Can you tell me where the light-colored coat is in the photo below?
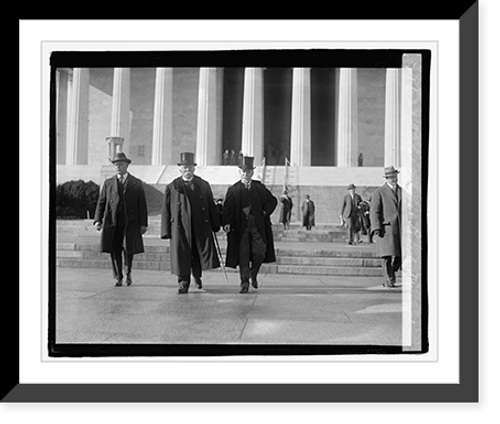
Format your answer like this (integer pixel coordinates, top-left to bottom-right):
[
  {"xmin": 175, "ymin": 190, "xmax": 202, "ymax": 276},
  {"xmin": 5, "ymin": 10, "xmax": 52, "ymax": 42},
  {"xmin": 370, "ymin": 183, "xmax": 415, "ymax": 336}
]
[{"xmin": 370, "ymin": 183, "xmax": 402, "ymax": 257}]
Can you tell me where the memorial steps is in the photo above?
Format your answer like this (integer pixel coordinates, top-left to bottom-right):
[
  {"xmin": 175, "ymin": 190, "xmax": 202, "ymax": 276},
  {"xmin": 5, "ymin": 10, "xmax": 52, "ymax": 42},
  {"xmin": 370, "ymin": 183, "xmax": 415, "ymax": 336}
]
[{"xmin": 55, "ymin": 219, "xmax": 382, "ymax": 277}]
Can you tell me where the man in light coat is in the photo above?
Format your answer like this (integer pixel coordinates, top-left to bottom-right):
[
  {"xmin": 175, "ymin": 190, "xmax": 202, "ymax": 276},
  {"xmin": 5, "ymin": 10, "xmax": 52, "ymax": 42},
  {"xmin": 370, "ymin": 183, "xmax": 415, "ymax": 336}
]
[
  {"xmin": 160, "ymin": 152, "xmax": 220, "ymax": 294},
  {"xmin": 370, "ymin": 166, "xmax": 402, "ymax": 288},
  {"xmin": 94, "ymin": 152, "xmax": 148, "ymax": 287},
  {"xmin": 340, "ymin": 183, "xmax": 363, "ymax": 245}
]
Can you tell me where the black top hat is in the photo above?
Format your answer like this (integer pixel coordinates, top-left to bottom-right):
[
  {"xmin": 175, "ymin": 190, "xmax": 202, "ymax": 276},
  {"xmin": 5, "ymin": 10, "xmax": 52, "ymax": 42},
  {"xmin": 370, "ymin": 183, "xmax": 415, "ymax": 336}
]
[
  {"xmin": 238, "ymin": 156, "xmax": 255, "ymax": 171},
  {"xmin": 178, "ymin": 152, "xmax": 197, "ymax": 166},
  {"xmin": 110, "ymin": 152, "xmax": 132, "ymax": 164}
]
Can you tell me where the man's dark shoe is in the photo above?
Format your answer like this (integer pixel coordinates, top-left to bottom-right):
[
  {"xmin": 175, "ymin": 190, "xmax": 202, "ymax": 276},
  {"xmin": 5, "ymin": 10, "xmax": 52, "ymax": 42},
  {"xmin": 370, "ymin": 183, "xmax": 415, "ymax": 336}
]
[
  {"xmin": 178, "ymin": 287, "xmax": 189, "ymax": 294},
  {"xmin": 251, "ymin": 279, "xmax": 258, "ymax": 289},
  {"xmin": 125, "ymin": 275, "xmax": 133, "ymax": 286},
  {"xmin": 194, "ymin": 278, "xmax": 203, "ymax": 289},
  {"xmin": 114, "ymin": 278, "xmax": 123, "ymax": 287}
]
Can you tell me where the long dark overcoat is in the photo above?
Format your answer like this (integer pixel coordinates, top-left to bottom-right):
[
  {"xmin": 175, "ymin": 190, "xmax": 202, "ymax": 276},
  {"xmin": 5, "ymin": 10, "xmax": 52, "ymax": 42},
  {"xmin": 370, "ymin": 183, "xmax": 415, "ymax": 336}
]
[
  {"xmin": 301, "ymin": 200, "xmax": 315, "ymax": 227},
  {"xmin": 279, "ymin": 195, "xmax": 293, "ymax": 225},
  {"xmin": 370, "ymin": 183, "xmax": 402, "ymax": 257},
  {"xmin": 222, "ymin": 180, "xmax": 278, "ymax": 268},
  {"xmin": 160, "ymin": 176, "xmax": 220, "ymax": 276},
  {"xmin": 94, "ymin": 173, "xmax": 148, "ymax": 254}
]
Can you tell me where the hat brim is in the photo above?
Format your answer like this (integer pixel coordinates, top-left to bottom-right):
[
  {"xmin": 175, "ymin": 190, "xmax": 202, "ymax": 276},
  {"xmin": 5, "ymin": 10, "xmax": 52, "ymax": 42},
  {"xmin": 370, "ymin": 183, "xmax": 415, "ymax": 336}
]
[
  {"xmin": 178, "ymin": 162, "xmax": 197, "ymax": 166},
  {"xmin": 238, "ymin": 165, "xmax": 256, "ymax": 170},
  {"xmin": 111, "ymin": 159, "xmax": 131, "ymax": 164}
]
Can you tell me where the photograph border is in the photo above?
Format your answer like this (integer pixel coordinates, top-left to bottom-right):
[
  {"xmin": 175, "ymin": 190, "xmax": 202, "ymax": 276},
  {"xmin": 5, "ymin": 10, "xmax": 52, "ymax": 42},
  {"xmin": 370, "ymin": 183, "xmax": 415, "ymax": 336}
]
[{"xmin": 9, "ymin": 6, "xmax": 477, "ymax": 402}]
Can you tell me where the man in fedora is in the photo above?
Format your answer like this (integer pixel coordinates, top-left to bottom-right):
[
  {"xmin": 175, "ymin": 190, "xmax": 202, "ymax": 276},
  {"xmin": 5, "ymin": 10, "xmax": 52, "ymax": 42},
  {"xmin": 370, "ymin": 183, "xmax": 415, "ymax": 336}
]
[
  {"xmin": 160, "ymin": 152, "xmax": 221, "ymax": 294},
  {"xmin": 222, "ymin": 156, "xmax": 278, "ymax": 293},
  {"xmin": 94, "ymin": 152, "xmax": 148, "ymax": 287},
  {"xmin": 340, "ymin": 183, "xmax": 363, "ymax": 245},
  {"xmin": 370, "ymin": 166, "xmax": 402, "ymax": 288}
]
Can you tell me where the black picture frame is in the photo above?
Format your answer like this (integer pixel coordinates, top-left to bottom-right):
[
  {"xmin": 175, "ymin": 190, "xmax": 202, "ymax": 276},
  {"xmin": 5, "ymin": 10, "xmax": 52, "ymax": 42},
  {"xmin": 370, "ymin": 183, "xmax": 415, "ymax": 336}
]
[{"xmin": 6, "ymin": 2, "xmax": 479, "ymax": 403}]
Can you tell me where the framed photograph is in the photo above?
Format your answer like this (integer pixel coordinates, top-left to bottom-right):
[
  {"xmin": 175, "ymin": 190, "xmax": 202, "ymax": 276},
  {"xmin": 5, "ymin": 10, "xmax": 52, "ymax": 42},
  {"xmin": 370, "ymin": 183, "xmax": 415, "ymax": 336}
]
[{"xmin": 11, "ymin": 7, "xmax": 477, "ymax": 402}]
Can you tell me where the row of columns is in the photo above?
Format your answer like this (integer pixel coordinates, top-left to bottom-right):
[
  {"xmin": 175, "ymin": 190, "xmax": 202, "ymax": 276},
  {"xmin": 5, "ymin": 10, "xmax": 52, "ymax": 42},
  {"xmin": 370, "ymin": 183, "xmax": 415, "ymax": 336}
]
[{"xmin": 58, "ymin": 67, "xmax": 402, "ymax": 167}]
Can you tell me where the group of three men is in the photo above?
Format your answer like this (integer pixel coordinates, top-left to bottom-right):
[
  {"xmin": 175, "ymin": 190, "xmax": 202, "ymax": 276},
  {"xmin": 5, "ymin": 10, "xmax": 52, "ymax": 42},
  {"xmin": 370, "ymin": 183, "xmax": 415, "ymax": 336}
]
[
  {"xmin": 94, "ymin": 151, "xmax": 277, "ymax": 294},
  {"xmin": 93, "ymin": 151, "xmax": 402, "ymax": 292}
]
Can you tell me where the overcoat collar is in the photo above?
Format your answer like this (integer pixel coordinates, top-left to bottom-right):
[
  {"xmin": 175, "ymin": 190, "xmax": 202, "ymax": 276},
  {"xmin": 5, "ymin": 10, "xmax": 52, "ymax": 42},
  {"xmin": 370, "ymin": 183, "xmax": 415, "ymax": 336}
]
[
  {"xmin": 173, "ymin": 175, "xmax": 200, "ymax": 193},
  {"xmin": 383, "ymin": 182, "xmax": 400, "ymax": 202}
]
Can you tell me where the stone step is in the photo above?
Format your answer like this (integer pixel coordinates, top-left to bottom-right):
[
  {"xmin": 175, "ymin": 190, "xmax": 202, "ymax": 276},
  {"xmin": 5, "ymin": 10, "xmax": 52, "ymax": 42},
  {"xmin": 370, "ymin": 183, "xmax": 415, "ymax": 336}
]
[
  {"xmin": 55, "ymin": 258, "xmax": 382, "ymax": 277},
  {"xmin": 56, "ymin": 219, "xmax": 358, "ymax": 243},
  {"xmin": 56, "ymin": 241, "xmax": 377, "ymax": 258},
  {"xmin": 55, "ymin": 238, "xmax": 383, "ymax": 277}
]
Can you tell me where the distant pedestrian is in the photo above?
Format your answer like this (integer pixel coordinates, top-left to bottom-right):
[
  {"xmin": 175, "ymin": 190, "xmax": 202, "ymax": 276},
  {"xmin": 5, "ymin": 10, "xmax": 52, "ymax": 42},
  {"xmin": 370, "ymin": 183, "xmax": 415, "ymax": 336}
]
[
  {"xmin": 340, "ymin": 183, "xmax": 363, "ymax": 245},
  {"xmin": 370, "ymin": 166, "xmax": 402, "ymax": 288},
  {"xmin": 358, "ymin": 199, "xmax": 373, "ymax": 243},
  {"xmin": 222, "ymin": 156, "xmax": 278, "ymax": 293},
  {"xmin": 301, "ymin": 194, "xmax": 315, "ymax": 231},
  {"xmin": 93, "ymin": 152, "xmax": 148, "ymax": 287},
  {"xmin": 223, "ymin": 149, "xmax": 230, "ymax": 166},
  {"xmin": 160, "ymin": 152, "xmax": 221, "ymax": 294},
  {"xmin": 279, "ymin": 189, "xmax": 293, "ymax": 230}
]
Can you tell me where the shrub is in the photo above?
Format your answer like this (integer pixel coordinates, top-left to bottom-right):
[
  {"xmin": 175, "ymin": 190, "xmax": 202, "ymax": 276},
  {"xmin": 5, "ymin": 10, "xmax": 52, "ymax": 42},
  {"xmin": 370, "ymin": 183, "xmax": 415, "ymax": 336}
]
[{"xmin": 56, "ymin": 180, "xmax": 100, "ymax": 219}]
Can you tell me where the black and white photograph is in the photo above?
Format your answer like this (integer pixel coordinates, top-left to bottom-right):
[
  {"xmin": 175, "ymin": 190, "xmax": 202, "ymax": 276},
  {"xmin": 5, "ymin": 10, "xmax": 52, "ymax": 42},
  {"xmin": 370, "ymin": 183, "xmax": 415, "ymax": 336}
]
[
  {"xmin": 49, "ymin": 48, "xmax": 430, "ymax": 357},
  {"xmin": 13, "ymin": 7, "xmax": 493, "ymax": 413}
]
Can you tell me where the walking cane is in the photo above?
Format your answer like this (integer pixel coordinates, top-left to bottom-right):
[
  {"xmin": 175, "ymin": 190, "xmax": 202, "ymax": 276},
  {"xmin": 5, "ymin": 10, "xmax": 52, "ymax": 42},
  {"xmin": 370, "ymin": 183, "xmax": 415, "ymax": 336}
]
[{"xmin": 213, "ymin": 232, "xmax": 229, "ymax": 284}]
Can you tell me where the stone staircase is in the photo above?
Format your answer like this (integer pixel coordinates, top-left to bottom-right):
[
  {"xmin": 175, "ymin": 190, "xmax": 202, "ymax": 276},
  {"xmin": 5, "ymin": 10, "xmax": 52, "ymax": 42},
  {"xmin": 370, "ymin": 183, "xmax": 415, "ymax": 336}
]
[{"xmin": 56, "ymin": 219, "xmax": 382, "ymax": 277}]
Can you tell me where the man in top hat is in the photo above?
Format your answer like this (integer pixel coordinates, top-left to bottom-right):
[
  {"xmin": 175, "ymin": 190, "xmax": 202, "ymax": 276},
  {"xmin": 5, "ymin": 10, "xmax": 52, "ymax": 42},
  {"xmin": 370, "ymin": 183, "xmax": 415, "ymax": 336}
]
[
  {"xmin": 94, "ymin": 152, "xmax": 148, "ymax": 287},
  {"xmin": 340, "ymin": 183, "xmax": 363, "ymax": 245},
  {"xmin": 160, "ymin": 152, "xmax": 221, "ymax": 294},
  {"xmin": 222, "ymin": 156, "xmax": 278, "ymax": 293},
  {"xmin": 370, "ymin": 166, "xmax": 402, "ymax": 288}
]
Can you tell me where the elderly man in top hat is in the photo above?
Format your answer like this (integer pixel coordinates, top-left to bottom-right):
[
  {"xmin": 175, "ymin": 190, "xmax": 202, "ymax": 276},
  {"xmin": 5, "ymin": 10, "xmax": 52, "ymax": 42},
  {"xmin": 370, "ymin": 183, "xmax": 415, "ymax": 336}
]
[
  {"xmin": 160, "ymin": 152, "xmax": 221, "ymax": 294},
  {"xmin": 340, "ymin": 183, "xmax": 363, "ymax": 245},
  {"xmin": 370, "ymin": 166, "xmax": 402, "ymax": 288},
  {"xmin": 94, "ymin": 152, "xmax": 148, "ymax": 287},
  {"xmin": 222, "ymin": 156, "xmax": 278, "ymax": 293}
]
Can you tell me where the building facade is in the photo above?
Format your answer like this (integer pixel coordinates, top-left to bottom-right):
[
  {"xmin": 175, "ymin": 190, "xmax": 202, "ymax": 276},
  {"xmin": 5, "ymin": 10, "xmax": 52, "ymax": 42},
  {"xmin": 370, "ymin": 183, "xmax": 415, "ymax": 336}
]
[{"xmin": 55, "ymin": 67, "xmax": 402, "ymax": 171}]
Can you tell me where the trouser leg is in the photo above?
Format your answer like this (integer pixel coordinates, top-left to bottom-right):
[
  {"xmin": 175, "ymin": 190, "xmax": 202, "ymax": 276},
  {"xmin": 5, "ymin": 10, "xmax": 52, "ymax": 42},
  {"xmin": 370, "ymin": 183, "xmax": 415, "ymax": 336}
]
[
  {"xmin": 239, "ymin": 227, "xmax": 251, "ymax": 288},
  {"xmin": 381, "ymin": 255, "xmax": 396, "ymax": 285},
  {"xmin": 248, "ymin": 221, "xmax": 266, "ymax": 283},
  {"xmin": 191, "ymin": 243, "xmax": 203, "ymax": 288},
  {"xmin": 110, "ymin": 225, "xmax": 125, "ymax": 281},
  {"xmin": 347, "ymin": 217, "xmax": 355, "ymax": 243}
]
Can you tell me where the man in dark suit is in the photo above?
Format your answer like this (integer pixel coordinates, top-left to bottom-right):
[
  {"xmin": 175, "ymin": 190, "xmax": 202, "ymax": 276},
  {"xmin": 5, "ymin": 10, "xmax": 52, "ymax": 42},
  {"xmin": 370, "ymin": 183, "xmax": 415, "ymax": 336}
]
[
  {"xmin": 94, "ymin": 152, "xmax": 148, "ymax": 287},
  {"xmin": 370, "ymin": 166, "xmax": 402, "ymax": 288},
  {"xmin": 160, "ymin": 152, "xmax": 220, "ymax": 294},
  {"xmin": 222, "ymin": 156, "xmax": 278, "ymax": 293},
  {"xmin": 340, "ymin": 183, "xmax": 363, "ymax": 245},
  {"xmin": 301, "ymin": 195, "xmax": 315, "ymax": 231}
]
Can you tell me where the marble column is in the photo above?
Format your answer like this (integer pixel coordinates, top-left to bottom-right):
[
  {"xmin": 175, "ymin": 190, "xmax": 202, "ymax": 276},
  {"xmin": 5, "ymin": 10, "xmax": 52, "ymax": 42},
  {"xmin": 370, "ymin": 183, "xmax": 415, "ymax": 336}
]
[
  {"xmin": 241, "ymin": 68, "xmax": 264, "ymax": 165},
  {"xmin": 385, "ymin": 68, "xmax": 402, "ymax": 168},
  {"xmin": 66, "ymin": 68, "xmax": 89, "ymax": 165},
  {"xmin": 152, "ymin": 68, "xmax": 173, "ymax": 165},
  {"xmin": 336, "ymin": 68, "xmax": 358, "ymax": 167},
  {"xmin": 290, "ymin": 68, "xmax": 311, "ymax": 167},
  {"xmin": 196, "ymin": 68, "xmax": 223, "ymax": 166},
  {"xmin": 400, "ymin": 54, "xmax": 422, "ymax": 352},
  {"xmin": 56, "ymin": 69, "xmax": 69, "ymax": 165},
  {"xmin": 110, "ymin": 68, "xmax": 131, "ymax": 152}
]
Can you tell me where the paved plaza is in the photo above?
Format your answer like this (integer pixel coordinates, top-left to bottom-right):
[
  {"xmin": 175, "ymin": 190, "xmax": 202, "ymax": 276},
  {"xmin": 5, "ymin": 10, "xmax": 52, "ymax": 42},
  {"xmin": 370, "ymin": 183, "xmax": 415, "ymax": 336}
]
[{"xmin": 55, "ymin": 266, "xmax": 404, "ymax": 347}]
